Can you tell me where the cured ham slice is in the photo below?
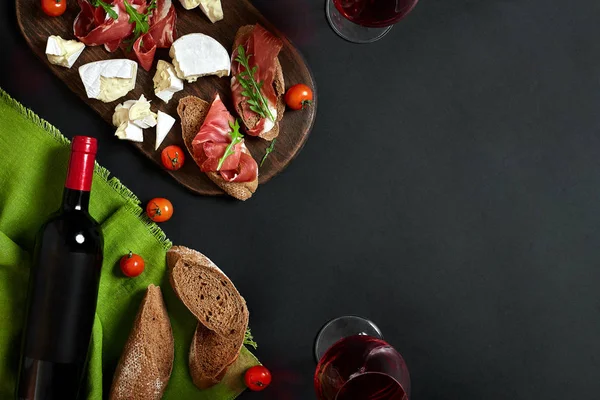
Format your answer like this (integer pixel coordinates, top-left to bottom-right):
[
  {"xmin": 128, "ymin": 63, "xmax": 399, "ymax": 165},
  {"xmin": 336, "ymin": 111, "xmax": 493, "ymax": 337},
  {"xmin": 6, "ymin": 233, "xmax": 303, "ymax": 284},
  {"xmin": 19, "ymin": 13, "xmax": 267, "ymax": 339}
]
[
  {"xmin": 231, "ymin": 24, "xmax": 283, "ymax": 136},
  {"xmin": 192, "ymin": 95, "xmax": 258, "ymax": 183},
  {"xmin": 74, "ymin": 0, "xmax": 176, "ymax": 71}
]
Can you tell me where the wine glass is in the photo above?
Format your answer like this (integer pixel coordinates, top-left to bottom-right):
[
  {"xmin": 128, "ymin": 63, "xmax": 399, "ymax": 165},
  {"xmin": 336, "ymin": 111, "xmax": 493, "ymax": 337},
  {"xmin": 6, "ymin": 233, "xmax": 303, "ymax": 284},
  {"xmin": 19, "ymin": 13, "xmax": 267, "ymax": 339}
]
[
  {"xmin": 326, "ymin": 0, "xmax": 420, "ymax": 44},
  {"xmin": 314, "ymin": 316, "xmax": 411, "ymax": 400}
]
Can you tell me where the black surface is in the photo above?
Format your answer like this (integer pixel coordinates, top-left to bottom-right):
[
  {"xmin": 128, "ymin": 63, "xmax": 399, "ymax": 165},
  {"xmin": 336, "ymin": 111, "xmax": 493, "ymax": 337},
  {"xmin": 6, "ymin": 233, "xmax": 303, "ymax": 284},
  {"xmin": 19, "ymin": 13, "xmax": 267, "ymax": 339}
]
[{"xmin": 2, "ymin": 1, "xmax": 600, "ymax": 399}]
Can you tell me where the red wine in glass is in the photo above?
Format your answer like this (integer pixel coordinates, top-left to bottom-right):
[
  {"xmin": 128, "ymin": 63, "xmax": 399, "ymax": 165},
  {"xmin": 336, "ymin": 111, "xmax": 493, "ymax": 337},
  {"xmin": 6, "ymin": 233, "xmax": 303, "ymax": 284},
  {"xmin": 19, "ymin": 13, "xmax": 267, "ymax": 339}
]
[
  {"xmin": 326, "ymin": 0, "xmax": 419, "ymax": 43},
  {"xmin": 315, "ymin": 335, "xmax": 410, "ymax": 400}
]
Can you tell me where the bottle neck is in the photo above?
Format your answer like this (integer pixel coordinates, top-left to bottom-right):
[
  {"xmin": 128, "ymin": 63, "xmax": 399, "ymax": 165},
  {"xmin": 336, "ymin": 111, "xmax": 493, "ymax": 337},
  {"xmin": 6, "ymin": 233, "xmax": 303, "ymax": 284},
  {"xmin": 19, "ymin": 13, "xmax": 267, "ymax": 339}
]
[{"xmin": 62, "ymin": 188, "xmax": 90, "ymax": 212}]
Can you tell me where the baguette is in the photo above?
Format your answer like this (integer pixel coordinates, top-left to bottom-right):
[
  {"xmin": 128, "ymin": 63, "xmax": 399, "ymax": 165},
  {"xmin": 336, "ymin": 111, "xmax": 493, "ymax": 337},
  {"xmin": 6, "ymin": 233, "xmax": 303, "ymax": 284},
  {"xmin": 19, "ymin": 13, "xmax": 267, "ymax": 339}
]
[
  {"xmin": 167, "ymin": 246, "xmax": 249, "ymax": 389},
  {"xmin": 109, "ymin": 285, "xmax": 174, "ymax": 400},
  {"xmin": 232, "ymin": 25, "xmax": 285, "ymax": 141},
  {"xmin": 177, "ymin": 96, "xmax": 258, "ymax": 201}
]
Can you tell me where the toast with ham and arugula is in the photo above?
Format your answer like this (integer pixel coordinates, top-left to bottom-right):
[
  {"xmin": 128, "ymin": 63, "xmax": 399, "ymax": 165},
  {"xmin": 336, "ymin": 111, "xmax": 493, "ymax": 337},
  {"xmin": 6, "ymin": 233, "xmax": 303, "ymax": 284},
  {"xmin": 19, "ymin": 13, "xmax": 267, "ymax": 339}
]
[
  {"xmin": 178, "ymin": 95, "xmax": 259, "ymax": 201},
  {"xmin": 167, "ymin": 246, "xmax": 249, "ymax": 389},
  {"xmin": 231, "ymin": 24, "xmax": 285, "ymax": 141},
  {"xmin": 109, "ymin": 285, "xmax": 174, "ymax": 400}
]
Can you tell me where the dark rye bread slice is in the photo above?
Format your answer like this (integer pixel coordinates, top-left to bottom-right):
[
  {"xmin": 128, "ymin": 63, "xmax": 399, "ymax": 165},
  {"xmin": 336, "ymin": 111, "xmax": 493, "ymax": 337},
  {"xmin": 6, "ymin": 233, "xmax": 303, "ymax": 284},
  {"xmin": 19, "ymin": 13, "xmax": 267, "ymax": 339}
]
[
  {"xmin": 189, "ymin": 323, "xmax": 241, "ymax": 389},
  {"xmin": 109, "ymin": 285, "xmax": 174, "ymax": 400},
  {"xmin": 233, "ymin": 25, "xmax": 285, "ymax": 141},
  {"xmin": 167, "ymin": 246, "xmax": 249, "ymax": 389},
  {"xmin": 177, "ymin": 96, "xmax": 258, "ymax": 201}
]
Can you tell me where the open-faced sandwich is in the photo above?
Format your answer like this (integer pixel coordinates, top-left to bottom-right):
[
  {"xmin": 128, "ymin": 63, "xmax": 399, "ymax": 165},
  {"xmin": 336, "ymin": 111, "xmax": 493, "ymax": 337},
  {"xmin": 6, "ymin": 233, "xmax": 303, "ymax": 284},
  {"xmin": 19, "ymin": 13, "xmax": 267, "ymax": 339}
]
[
  {"xmin": 231, "ymin": 24, "xmax": 285, "ymax": 141},
  {"xmin": 167, "ymin": 246, "xmax": 250, "ymax": 389},
  {"xmin": 178, "ymin": 95, "xmax": 259, "ymax": 201}
]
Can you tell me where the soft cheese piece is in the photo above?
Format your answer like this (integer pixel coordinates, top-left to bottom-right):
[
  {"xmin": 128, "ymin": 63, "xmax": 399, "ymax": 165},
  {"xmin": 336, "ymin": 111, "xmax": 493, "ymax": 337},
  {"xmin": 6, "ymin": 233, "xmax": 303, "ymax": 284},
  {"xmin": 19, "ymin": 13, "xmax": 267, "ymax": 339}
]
[
  {"xmin": 112, "ymin": 100, "xmax": 136, "ymax": 127},
  {"xmin": 178, "ymin": 0, "xmax": 201, "ymax": 10},
  {"xmin": 79, "ymin": 59, "xmax": 138, "ymax": 103},
  {"xmin": 115, "ymin": 121, "xmax": 144, "ymax": 142},
  {"xmin": 155, "ymin": 111, "xmax": 176, "ymax": 150},
  {"xmin": 128, "ymin": 95, "xmax": 157, "ymax": 129},
  {"xmin": 46, "ymin": 36, "xmax": 85, "ymax": 69},
  {"xmin": 153, "ymin": 60, "xmax": 184, "ymax": 103},
  {"xmin": 169, "ymin": 34, "xmax": 230, "ymax": 83},
  {"xmin": 198, "ymin": 0, "xmax": 223, "ymax": 23}
]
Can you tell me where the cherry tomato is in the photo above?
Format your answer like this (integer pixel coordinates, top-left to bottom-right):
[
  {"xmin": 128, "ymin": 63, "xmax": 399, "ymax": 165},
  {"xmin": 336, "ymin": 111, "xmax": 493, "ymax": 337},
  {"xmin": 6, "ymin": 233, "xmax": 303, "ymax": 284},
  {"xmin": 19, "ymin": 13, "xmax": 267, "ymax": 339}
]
[
  {"xmin": 161, "ymin": 145, "xmax": 185, "ymax": 171},
  {"xmin": 284, "ymin": 84, "xmax": 313, "ymax": 110},
  {"xmin": 120, "ymin": 251, "xmax": 145, "ymax": 277},
  {"xmin": 244, "ymin": 365, "xmax": 272, "ymax": 391},
  {"xmin": 41, "ymin": 0, "xmax": 67, "ymax": 17},
  {"xmin": 146, "ymin": 198, "xmax": 173, "ymax": 223}
]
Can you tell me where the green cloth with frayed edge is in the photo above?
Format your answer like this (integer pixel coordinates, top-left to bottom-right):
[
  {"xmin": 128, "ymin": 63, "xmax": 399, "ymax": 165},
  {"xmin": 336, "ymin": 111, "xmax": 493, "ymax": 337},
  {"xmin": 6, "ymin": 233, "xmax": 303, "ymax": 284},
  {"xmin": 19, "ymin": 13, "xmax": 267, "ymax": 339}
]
[{"xmin": 0, "ymin": 88, "xmax": 258, "ymax": 399}]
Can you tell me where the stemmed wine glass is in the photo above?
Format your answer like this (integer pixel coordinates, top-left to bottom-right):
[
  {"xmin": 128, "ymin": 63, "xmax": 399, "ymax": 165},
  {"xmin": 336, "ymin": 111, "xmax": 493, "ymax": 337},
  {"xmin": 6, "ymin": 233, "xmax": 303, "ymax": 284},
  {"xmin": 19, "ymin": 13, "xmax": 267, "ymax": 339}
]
[
  {"xmin": 314, "ymin": 316, "xmax": 411, "ymax": 400},
  {"xmin": 326, "ymin": 0, "xmax": 420, "ymax": 44}
]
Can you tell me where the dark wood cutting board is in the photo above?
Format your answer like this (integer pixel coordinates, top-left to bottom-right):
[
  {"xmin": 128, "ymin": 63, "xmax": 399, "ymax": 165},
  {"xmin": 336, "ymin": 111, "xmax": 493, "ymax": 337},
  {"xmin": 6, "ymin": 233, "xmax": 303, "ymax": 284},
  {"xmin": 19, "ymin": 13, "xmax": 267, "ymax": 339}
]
[{"xmin": 16, "ymin": 0, "xmax": 317, "ymax": 196}]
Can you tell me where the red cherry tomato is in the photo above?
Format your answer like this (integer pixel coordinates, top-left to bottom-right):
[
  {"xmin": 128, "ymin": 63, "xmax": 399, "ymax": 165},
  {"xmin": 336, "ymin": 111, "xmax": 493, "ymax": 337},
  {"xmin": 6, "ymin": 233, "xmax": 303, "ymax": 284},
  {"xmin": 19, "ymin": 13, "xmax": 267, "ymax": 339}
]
[
  {"xmin": 41, "ymin": 0, "xmax": 67, "ymax": 17},
  {"xmin": 146, "ymin": 198, "xmax": 173, "ymax": 223},
  {"xmin": 284, "ymin": 84, "xmax": 313, "ymax": 110},
  {"xmin": 244, "ymin": 365, "xmax": 272, "ymax": 391},
  {"xmin": 120, "ymin": 251, "xmax": 145, "ymax": 277},
  {"xmin": 161, "ymin": 145, "xmax": 185, "ymax": 171}
]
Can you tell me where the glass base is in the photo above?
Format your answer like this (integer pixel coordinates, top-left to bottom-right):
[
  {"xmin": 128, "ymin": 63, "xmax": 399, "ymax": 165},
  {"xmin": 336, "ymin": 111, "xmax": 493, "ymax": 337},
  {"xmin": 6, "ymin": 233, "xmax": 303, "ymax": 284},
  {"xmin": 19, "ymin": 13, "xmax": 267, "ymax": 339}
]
[
  {"xmin": 314, "ymin": 316, "xmax": 383, "ymax": 361},
  {"xmin": 325, "ymin": 0, "xmax": 392, "ymax": 44}
]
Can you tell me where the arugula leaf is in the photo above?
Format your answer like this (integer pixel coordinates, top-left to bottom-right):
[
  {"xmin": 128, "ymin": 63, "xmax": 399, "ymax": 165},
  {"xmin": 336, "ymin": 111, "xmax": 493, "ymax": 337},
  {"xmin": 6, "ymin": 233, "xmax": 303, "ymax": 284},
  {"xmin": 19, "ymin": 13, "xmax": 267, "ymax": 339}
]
[
  {"xmin": 260, "ymin": 138, "xmax": 276, "ymax": 167},
  {"xmin": 92, "ymin": 0, "xmax": 118, "ymax": 20},
  {"xmin": 217, "ymin": 120, "xmax": 244, "ymax": 171},
  {"xmin": 235, "ymin": 45, "xmax": 276, "ymax": 122},
  {"xmin": 122, "ymin": 0, "xmax": 157, "ymax": 51}
]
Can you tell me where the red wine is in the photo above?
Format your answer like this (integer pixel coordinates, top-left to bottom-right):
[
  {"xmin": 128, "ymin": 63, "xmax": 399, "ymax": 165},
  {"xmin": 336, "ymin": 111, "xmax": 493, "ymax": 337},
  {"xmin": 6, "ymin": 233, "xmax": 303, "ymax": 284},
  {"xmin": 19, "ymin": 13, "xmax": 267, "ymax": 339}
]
[
  {"xmin": 333, "ymin": 0, "xmax": 419, "ymax": 28},
  {"xmin": 16, "ymin": 136, "xmax": 103, "ymax": 400},
  {"xmin": 314, "ymin": 335, "xmax": 410, "ymax": 400}
]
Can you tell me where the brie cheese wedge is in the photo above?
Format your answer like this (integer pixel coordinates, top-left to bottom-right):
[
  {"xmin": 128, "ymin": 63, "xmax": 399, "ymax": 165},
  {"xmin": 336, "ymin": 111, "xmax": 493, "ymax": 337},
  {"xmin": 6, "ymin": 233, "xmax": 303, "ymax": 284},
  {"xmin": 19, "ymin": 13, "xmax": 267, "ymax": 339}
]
[
  {"xmin": 198, "ymin": 0, "xmax": 223, "ymax": 23},
  {"xmin": 79, "ymin": 59, "xmax": 138, "ymax": 103},
  {"xmin": 115, "ymin": 121, "xmax": 144, "ymax": 142},
  {"xmin": 153, "ymin": 60, "xmax": 184, "ymax": 103},
  {"xmin": 169, "ymin": 34, "xmax": 230, "ymax": 82},
  {"xmin": 112, "ymin": 100, "xmax": 136, "ymax": 127},
  {"xmin": 178, "ymin": 0, "xmax": 201, "ymax": 10},
  {"xmin": 155, "ymin": 111, "xmax": 176, "ymax": 150},
  {"xmin": 46, "ymin": 36, "xmax": 85, "ymax": 69},
  {"xmin": 128, "ymin": 95, "xmax": 157, "ymax": 129}
]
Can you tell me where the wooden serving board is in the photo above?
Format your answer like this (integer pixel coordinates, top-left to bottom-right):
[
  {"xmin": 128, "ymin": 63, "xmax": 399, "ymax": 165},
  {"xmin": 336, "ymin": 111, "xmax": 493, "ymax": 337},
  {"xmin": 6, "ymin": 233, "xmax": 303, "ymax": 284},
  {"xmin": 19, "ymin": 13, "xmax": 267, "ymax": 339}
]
[{"xmin": 16, "ymin": 0, "xmax": 317, "ymax": 196}]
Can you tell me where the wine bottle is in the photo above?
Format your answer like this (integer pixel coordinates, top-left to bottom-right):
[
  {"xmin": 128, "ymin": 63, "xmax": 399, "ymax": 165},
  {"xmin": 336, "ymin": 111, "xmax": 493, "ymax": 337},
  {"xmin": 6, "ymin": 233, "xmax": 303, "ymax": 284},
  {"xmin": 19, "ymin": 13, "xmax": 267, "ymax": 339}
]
[{"xmin": 16, "ymin": 136, "xmax": 104, "ymax": 400}]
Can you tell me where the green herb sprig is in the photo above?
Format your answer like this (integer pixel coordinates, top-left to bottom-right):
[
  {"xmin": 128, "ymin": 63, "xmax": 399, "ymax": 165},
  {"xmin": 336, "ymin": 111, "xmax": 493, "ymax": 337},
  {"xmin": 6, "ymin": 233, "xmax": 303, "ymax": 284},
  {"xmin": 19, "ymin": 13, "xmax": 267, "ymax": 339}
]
[
  {"xmin": 217, "ymin": 120, "xmax": 244, "ymax": 171},
  {"xmin": 123, "ymin": 0, "xmax": 157, "ymax": 51},
  {"xmin": 244, "ymin": 328, "xmax": 258, "ymax": 350},
  {"xmin": 260, "ymin": 138, "xmax": 276, "ymax": 167},
  {"xmin": 92, "ymin": 0, "xmax": 118, "ymax": 19},
  {"xmin": 235, "ymin": 45, "xmax": 275, "ymax": 122}
]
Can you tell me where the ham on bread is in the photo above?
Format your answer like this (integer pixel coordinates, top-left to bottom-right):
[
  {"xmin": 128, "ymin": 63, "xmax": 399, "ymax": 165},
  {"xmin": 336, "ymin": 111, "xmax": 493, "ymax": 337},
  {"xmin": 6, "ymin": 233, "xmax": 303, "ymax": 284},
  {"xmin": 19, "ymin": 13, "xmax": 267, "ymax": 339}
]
[
  {"xmin": 231, "ymin": 24, "xmax": 285, "ymax": 141},
  {"xmin": 74, "ymin": 0, "xmax": 177, "ymax": 71}
]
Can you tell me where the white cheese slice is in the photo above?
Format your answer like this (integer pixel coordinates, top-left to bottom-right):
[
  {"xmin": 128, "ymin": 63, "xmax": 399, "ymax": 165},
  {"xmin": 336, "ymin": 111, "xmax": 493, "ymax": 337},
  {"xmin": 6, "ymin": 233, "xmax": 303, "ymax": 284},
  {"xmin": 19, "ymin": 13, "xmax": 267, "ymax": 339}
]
[
  {"xmin": 169, "ymin": 33, "xmax": 230, "ymax": 83},
  {"xmin": 79, "ymin": 59, "xmax": 138, "ymax": 103},
  {"xmin": 46, "ymin": 36, "xmax": 85, "ymax": 69},
  {"xmin": 178, "ymin": 0, "xmax": 201, "ymax": 10},
  {"xmin": 260, "ymin": 102, "xmax": 278, "ymax": 135},
  {"xmin": 115, "ymin": 121, "xmax": 144, "ymax": 142},
  {"xmin": 128, "ymin": 95, "xmax": 157, "ymax": 129},
  {"xmin": 153, "ymin": 60, "xmax": 184, "ymax": 103},
  {"xmin": 198, "ymin": 0, "xmax": 223, "ymax": 23},
  {"xmin": 155, "ymin": 111, "xmax": 176, "ymax": 150}
]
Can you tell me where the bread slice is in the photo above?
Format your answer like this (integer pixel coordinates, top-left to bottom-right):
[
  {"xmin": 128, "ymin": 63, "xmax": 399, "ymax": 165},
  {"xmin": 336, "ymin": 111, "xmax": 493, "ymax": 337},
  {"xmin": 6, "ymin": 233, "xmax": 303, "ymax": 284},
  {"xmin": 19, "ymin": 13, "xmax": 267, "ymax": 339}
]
[
  {"xmin": 177, "ymin": 96, "xmax": 258, "ymax": 201},
  {"xmin": 189, "ymin": 323, "xmax": 241, "ymax": 389},
  {"xmin": 167, "ymin": 246, "xmax": 249, "ymax": 389},
  {"xmin": 233, "ymin": 25, "xmax": 285, "ymax": 141},
  {"xmin": 109, "ymin": 285, "xmax": 174, "ymax": 400}
]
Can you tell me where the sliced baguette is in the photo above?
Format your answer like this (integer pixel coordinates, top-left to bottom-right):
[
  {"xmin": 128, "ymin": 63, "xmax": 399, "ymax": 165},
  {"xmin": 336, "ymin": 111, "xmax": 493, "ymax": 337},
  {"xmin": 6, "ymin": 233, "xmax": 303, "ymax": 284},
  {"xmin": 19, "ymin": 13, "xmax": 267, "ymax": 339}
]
[
  {"xmin": 177, "ymin": 96, "xmax": 258, "ymax": 201},
  {"xmin": 109, "ymin": 285, "xmax": 174, "ymax": 400},
  {"xmin": 167, "ymin": 246, "xmax": 249, "ymax": 389},
  {"xmin": 233, "ymin": 25, "xmax": 285, "ymax": 141}
]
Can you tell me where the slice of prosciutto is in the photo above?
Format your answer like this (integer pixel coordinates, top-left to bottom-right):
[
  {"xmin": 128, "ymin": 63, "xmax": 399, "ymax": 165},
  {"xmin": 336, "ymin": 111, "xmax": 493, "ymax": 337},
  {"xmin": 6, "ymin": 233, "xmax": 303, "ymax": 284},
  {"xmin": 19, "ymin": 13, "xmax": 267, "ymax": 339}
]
[
  {"xmin": 192, "ymin": 95, "xmax": 258, "ymax": 183},
  {"xmin": 74, "ymin": 0, "xmax": 177, "ymax": 71},
  {"xmin": 231, "ymin": 24, "xmax": 283, "ymax": 136}
]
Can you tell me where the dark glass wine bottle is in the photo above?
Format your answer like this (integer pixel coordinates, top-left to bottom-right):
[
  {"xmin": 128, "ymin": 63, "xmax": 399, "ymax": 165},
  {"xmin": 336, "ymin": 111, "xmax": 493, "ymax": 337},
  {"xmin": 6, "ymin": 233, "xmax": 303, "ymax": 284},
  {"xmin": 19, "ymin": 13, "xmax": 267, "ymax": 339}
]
[{"xmin": 16, "ymin": 136, "xmax": 104, "ymax": 400}]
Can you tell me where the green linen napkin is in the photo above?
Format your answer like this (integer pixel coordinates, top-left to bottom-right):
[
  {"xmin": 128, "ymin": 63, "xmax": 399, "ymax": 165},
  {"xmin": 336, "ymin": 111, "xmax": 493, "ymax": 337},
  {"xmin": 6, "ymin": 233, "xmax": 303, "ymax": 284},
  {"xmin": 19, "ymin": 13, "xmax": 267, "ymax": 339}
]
[{"xmin": 0, "ymin": 88, "xmax": 259, "ymax": 399}]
